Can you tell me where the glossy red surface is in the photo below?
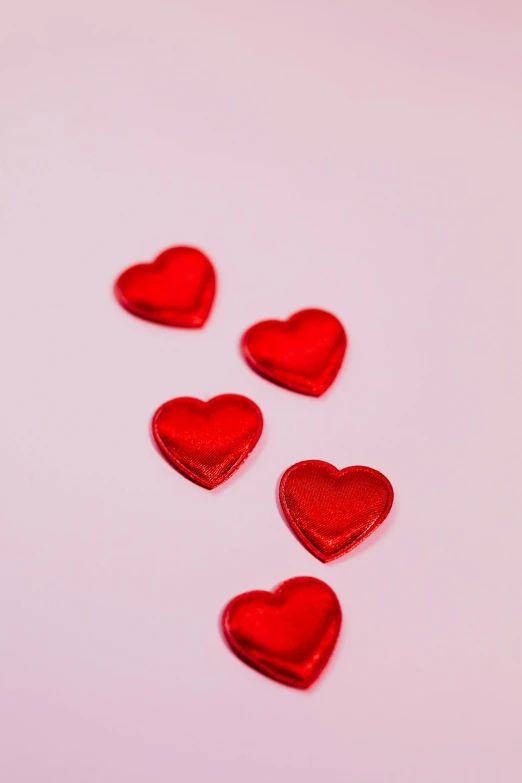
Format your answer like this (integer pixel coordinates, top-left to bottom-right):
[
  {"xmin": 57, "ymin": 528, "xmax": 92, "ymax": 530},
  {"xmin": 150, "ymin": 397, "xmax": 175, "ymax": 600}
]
[
  {"xmin": 114, "ymin": 246, "xmax": 215, "ymax": 327},
  {"xmin": 241, "ymin": 308, "xmax": 347, "ymax": 396},
  {"xmin": 152, "ymin": 394, "xmax": 263, "ymax": 489},
  {"xmin": 279, "ymin": 461, "xmax": 394, "ymax": 562},
  {"xmin": 222, "ymin": 577, "xmax": 342, "ymax": 689}
]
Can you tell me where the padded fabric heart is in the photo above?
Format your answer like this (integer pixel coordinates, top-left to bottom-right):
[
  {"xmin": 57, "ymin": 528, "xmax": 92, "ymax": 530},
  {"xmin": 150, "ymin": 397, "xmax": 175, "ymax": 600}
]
[
  {"xmin": 241, "ymin": 308, "xmax": 347, "ymax": 396},
  {"xmin": 114, "ymin": 246, "xmax": 215, "ymax": 327},
  {"xmin": 152, "ymin": 395, "xmax": 263, "ymax": 489},
  {"xmin": 279, "ymin": 461, "xmax": 394, "ymax": 562},
  {"xmin": 222, "ymin": 576, "xmax": 341, "ymax": 689}
]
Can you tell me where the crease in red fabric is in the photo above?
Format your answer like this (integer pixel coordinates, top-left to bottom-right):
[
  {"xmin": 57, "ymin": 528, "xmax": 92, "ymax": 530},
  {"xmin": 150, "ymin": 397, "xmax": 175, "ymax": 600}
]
[
  {"xmin": 279, "ymin": 461, "xmax": 394, "ymax": 562},
  {"xmin": 152, "ymin": 394, "xmax": 263, "ymax": 489},
  {"xmin": 114, "ymin": 245, "xmax": 216, "ymax": 327},
  {"xmin": 222, "ymin": 576, "xmax": 342, "ymax": 689},
  {"xmin": 241, "ymin": 308, "xmax": 347, "ymax": 396}
]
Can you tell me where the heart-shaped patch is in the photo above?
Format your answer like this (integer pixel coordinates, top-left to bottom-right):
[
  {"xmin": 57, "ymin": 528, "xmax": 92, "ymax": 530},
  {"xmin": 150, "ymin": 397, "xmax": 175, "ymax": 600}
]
[
  {"xmin": 241, "ymin": 308, "xmax": 347, "ymax": 396},
  {"xmin": 279, "ymin": 461, "xmax": 394, "ymax": 562},
  {"xmin": 222, "ymin": 576, "xmax": 341, "ymax": 689},
  {"xmin": 114, "ymin": 246, "xmax": 216, "ymax": 327},
  {"xmin": 152, "ymin": 394, "xmax": 263, "ymax": 489}
]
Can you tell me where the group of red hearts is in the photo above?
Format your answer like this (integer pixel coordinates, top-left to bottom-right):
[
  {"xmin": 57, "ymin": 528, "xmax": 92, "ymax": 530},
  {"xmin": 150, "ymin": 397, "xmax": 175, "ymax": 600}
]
[{"xmin": 115, "ymin": 246, "xmax": 394, "ymax": 690}]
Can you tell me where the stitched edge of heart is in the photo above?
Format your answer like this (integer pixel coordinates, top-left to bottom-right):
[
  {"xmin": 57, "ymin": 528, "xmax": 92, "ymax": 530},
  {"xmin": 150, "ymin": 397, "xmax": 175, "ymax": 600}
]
[
  {"xmin": 221, "ymin": 576, "xmax": 342, "ymax": 689},
  {"xmin": 279, "ymin": 461, "xmax": 394, "ymax": 562},
  {"xmin": 114, "ymin": 246, "xmax": 216, "ymax": 328},
  {"xmin": 151, "ymin": 394, "xmax": 264, "ymax": 489},
  {"xmin": 240, "ymin": 309, "xmax": 347, "ymax": 396}
]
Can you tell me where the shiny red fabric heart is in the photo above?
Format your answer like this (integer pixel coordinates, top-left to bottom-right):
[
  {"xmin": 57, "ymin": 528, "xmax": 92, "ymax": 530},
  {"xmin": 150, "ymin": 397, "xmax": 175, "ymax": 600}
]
[
  {"xmin": 279, "ymin": 461, "xmax": 394, "ymax": 562},
  {"xmin": 152, "ymin": 394, "xmax": 263, "ymax": 489},
  {"xmin": 222, "ymin": 576, "xmax": 341, "ymax": 689},
  {"xmin": 114, "ymin": 246, "xmax": 215, "ymax": 327},
  {"xmin": 241, "ymin": 308, "xmax": 347, "ymax": 396}
]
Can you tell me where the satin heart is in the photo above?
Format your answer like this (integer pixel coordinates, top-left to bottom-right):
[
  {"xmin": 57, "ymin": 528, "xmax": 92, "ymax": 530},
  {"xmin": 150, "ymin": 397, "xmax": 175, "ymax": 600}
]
[
  {"xmin": 152, "ymin": 394, "xmax": 263, "ymax": 489},
  {"xmin": 222, "ymin": 576, "xmax": 341, "ymax": 689},
  {"xmin": 114, "ymin": 246, "xmax": 216, "ymax": 327},
  {"xmin": 241, "ymin": 308, "xmax": 347, "ymax": 396},
  {"xmin": 279, "ymin": 461, "xmax": 394, "ymax": 562}
]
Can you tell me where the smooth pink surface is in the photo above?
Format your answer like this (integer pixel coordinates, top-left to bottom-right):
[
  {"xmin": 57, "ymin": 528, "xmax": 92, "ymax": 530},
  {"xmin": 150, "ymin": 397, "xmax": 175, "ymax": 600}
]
[{"xmin": 1, "ymin": 2, "xmax": 521, "ymax": 781}]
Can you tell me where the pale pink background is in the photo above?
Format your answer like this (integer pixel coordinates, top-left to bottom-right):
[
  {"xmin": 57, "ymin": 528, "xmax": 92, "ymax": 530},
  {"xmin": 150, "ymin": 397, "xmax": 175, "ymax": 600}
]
[{"xmin": 1, "ymin": 2, "xmax": 521, "ymax": 781}]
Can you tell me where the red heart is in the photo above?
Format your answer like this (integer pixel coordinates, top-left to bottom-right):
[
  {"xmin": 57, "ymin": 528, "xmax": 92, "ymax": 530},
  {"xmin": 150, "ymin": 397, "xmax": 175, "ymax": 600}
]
[
  {"xmin": 279, "ymin": 461, "xmax": 394, "ymax": 562},
  {"xmin": 222, "ymin": 576, "xmax": 342, "ymax": 689},
  {"xmin": 152, "ymin": 395, "xmax": 263, "ymax": 489},
  {"xmin": 241, "ymin": 308, "xmax": 347, "ymax": 396},
  {"xmin": 114, "ymin": 246, "xmax": 216, "ymax": 327}
]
